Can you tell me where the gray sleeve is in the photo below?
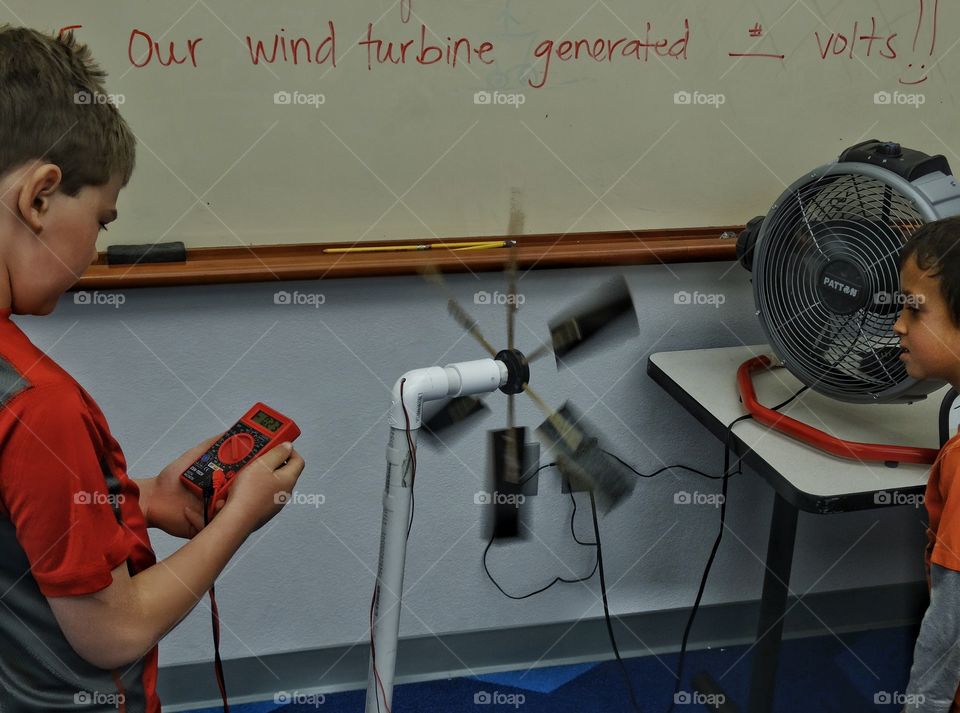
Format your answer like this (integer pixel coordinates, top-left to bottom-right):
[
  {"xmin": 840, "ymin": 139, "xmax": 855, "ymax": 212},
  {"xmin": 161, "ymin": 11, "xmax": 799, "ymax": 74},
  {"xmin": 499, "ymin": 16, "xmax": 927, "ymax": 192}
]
[{"xmin": 904, "ymin": 563, "xmax": 960, "ymax": 712}]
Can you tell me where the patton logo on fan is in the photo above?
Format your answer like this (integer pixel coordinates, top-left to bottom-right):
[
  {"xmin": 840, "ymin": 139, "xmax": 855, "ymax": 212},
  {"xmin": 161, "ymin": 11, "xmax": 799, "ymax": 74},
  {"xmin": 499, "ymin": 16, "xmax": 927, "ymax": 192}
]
[{"xmin": 822, "ymin": 275, "xmax": 859, "ymax": 298}]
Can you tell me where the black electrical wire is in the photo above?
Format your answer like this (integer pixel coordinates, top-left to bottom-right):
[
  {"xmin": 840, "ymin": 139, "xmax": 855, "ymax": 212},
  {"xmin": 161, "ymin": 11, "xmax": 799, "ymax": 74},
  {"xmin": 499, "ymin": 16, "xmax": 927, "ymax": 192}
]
[
  {"xmin": 483, "ymin": 463, "xmax": 599, "ymax": 600},
  {"xmin": 590, "ymin": 490, "xmax": 643, "ymax": 713},
  {"xmin": 202, "ymin": 491, "xmax": 230, "ymax": 713},
  {"xmin": 665, "ymin": 383, "xmax": 808, "ymax": 713},
  {"xmin": 603, "ymin": 450, "xmax": 724, "ymax": 481},
  {"xmin": 484, "ymin": 450, "xmax": 750, "ymax": 713},
  {"xmin": 401, "ymin": 379, "xmax": 418, "ymax": 543}
]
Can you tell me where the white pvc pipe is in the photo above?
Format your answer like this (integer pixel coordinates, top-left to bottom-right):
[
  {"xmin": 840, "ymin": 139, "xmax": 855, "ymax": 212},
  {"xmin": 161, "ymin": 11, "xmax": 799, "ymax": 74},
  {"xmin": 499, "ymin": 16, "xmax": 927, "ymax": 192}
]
[{"xmin": 366, "ymin": 358, "xmax": 508, "ymax": 712}]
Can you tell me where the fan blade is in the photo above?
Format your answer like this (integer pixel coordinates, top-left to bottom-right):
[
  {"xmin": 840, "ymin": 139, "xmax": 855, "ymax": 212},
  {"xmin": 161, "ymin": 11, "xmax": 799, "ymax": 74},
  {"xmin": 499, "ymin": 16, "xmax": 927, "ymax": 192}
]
[
  {"xmin": 447, "ymin": 299, "xmax": 498, "ymax": 357},
  {"xmin": 534, "ymin": 402, "xmax": 636, "ymax": 513},
  {"xmin": 483, "ymin": 427, "xmax": 531, "ymax": 540},
  {"xmin": 507, "ymin": 242, "xmax": 518, "ymax": 352},
  {"xmin": 548, "ymin": 275, "xmax": 638, "ymax": 367},
  {"xmin": 422, "ymin": 395, "xmax": 490, "ymax": 444},
  {"xmin": 524, "ymin": 341, "xmax": 554, "ymax": 365},
  {"xmin": 523, "ymin": 384, "xmax": 581, "ymax": 451},
  {"xmin": 419, "ymin": 264, "xmax": 498, "ymax": 357}
]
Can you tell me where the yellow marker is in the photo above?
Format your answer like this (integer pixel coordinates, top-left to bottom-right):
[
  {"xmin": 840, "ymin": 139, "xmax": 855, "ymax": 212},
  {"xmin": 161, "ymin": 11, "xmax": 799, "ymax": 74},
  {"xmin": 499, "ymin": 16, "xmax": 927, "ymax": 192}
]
[
  {"xmin": 323, "ymin": 239, "xmax": 515, "ymax": 254},
  {"xmin": 452, "ymin": 242, "xmax": 510, "ymax": 252}
]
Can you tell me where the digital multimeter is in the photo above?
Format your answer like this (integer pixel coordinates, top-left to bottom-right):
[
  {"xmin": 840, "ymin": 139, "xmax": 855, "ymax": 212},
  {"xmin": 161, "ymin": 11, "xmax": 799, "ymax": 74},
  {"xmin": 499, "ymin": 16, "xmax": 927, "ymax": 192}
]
[{"xmin": 180, "ymin": 402, "xmax": 301, "ymax": 521}]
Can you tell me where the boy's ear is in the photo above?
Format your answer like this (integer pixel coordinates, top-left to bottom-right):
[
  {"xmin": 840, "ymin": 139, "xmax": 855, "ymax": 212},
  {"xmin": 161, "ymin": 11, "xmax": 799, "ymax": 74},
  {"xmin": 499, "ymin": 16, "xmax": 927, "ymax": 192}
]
[{"xmin": 17, "ymin": 164, "xmax": 62, "ymax": 234}]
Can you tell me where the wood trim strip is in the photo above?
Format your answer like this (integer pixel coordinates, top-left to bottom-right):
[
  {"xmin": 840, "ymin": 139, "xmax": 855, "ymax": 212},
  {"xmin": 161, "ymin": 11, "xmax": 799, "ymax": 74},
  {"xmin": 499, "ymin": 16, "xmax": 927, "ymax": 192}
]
[{"xmin": 77, "ymin": 226, "xmax": 743, "ymax": 289}]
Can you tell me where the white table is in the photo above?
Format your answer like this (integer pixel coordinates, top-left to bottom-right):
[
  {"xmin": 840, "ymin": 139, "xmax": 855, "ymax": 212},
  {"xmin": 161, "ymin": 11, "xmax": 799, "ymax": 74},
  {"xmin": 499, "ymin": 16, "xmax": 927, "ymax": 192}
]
[{"xmin": 647, "ymin": 345, "xmax": 947, "ymax": 713}]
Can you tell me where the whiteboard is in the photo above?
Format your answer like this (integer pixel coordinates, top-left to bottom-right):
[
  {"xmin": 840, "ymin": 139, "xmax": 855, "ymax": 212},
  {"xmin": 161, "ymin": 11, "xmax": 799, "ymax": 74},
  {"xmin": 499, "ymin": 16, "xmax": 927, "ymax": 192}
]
[{"xmin": 4, "ymin": 0, "xmax": 958, "ymax": 249}]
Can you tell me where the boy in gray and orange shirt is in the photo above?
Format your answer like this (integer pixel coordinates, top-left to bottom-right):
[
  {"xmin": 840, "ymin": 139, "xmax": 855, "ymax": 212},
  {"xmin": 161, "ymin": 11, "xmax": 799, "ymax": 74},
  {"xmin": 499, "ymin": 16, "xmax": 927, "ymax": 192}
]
[{"xmin": 896, "ymin": 217, "xmax": 960, "ymax": 712}]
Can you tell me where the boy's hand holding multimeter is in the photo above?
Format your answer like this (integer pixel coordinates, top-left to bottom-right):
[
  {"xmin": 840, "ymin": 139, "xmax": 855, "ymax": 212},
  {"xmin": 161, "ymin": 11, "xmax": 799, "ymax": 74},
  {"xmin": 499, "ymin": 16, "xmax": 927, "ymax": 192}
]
[
  {"xmin": 180, "ymin": 403, "xmax": 301, "ymax": 523},
  {"xmin": 177, "ymin": 403, "xmax": 301, "ymax": 713}
]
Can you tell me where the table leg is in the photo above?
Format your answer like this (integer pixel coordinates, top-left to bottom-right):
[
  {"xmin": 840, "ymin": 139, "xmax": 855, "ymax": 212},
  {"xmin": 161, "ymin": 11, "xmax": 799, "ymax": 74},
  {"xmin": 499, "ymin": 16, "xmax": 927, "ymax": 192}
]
[{"xmin": 747, "ymin": 491, "xmax": 799, "ymax": 713}]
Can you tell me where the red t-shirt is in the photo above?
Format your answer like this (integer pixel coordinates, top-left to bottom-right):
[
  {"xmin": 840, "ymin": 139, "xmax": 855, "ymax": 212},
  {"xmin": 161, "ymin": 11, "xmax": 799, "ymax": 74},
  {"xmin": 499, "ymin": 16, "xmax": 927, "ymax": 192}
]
[{"xmin": 0, "ymin": 307, "xmax": 160, "ymax": 711}]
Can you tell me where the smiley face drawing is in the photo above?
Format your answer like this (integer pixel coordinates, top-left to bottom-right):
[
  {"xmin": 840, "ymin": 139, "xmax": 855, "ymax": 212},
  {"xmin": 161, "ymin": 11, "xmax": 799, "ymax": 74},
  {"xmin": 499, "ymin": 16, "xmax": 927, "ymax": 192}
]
[
  {"xmin": 900, "ymin": 62, "xmax": 928, "ymax": 85},
  {"xmin": 899, "ymin": 0, "xmax": 938, "ymax": 85}
]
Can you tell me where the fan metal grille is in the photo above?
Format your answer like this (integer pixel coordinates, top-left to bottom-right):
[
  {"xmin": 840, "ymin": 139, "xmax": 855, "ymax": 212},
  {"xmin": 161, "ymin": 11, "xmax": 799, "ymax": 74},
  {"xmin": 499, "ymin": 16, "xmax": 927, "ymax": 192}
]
[{"xmin": 756, "ymin": 172, "xmax": 922, "ymax": 400}]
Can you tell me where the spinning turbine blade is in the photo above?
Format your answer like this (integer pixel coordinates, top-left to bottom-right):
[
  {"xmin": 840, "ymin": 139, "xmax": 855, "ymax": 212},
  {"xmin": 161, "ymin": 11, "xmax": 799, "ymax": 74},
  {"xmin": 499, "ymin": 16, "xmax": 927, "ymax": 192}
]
[
  {"xmin": 419, "ymin": 264, "xmax": 497, "ymax": 357},
  {"xmin": 527, "ymin": 393, "xmax": 636, "ymax": 513},
  {"xmin": 447, "ymin": 299, "xmax": 497, "ymax": 357},
  {"xmin": 523, "ymin": 384, "xmax": 582, "ymax": 451},
  {"xmin": 506, "ymin": 242, "xmax": 518, "ymax": 352},
  {"xmin": 524, "ymin": 341, "xmax": 555, "ymax": 365},
  {"xmin": 548, "ymin": 276, "xmax": 638, "ymax": 366},
  {"xmin": 422, "ymin": 395, "xmax": 490, "ymax": 443}
]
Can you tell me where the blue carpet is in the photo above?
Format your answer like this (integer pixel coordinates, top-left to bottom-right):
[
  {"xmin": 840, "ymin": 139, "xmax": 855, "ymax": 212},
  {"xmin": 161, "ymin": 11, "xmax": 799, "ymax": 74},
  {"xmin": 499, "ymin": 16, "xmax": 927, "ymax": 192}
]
[
  {"xmin": 474, "ymin": 661, "xmax": 599, "ymax": 694},
  {"xmin": 186, "ymin": 623, "xmax": 922, "ymax": 712}
]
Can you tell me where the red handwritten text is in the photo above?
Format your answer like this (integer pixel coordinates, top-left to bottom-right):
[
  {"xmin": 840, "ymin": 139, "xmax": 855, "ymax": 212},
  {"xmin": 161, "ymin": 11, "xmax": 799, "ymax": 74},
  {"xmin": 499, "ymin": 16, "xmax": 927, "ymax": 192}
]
[
  {"xmin": 245, "ymin": 23, "xmax": 337, "ymax": 65},
  {"xmin": 815, "ymin": 18, "xmax": 896, "ymax": 60},
  {"xmin": 359, "ymin": 23, "xmax": 494, "ymax": 70},
  {"xmin": 530, "ymin": 19, "xmax": 690, "ymax": 89},
  {"xmin": 128, "ymin": 29, "xmax": 203, "ymax": 68}
]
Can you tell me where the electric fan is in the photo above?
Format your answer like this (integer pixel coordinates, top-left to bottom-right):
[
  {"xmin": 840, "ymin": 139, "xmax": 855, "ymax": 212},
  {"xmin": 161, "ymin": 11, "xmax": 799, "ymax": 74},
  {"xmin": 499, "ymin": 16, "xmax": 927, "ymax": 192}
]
[{"xmin": 736, "ymin": 139, "xmax": 960, "ymax": 463}]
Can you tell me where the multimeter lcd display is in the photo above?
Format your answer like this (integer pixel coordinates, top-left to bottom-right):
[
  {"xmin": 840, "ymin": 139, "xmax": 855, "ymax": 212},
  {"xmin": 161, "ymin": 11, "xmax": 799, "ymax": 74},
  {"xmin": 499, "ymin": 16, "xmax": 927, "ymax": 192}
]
[{"xmin": 251, "ymin": 410, "xmax": 283, "ymax": 432}]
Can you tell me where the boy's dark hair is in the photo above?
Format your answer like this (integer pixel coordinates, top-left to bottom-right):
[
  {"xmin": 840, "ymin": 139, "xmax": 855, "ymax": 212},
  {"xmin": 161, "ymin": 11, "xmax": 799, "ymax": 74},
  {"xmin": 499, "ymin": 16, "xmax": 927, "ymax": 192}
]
[
  {"xmin": 0, "ymin": 26, "xmax": 135, "ymax": 196},
  {"xmin": 900, "ymin": 216, "xmax": 960, "ymax": 326}
]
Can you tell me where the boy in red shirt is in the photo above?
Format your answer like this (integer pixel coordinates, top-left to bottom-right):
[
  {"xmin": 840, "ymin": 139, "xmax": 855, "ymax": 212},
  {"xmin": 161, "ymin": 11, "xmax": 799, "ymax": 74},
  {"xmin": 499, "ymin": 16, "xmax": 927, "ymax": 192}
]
[
  {"xmin": 0, "ymin": 26, "xmax": 305, "ymax": 711},
  {"xmin": 896, "ymin": 216, "xmax": 960, "ymax": 712}
]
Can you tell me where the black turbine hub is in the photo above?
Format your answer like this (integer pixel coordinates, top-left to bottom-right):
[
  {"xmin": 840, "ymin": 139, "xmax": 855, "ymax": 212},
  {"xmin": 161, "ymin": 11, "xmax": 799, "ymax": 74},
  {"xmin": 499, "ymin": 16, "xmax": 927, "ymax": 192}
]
[{"xmin": 496, "ymin": 349, "xmax": 529, "ymax": 394}]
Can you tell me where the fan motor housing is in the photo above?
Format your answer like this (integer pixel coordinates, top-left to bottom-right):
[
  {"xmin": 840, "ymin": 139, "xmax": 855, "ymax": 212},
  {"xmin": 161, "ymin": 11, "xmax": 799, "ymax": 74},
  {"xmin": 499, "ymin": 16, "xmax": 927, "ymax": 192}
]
[{"xmin": 749, "ymin": 155, "xmax": 960, "ymax": 403}]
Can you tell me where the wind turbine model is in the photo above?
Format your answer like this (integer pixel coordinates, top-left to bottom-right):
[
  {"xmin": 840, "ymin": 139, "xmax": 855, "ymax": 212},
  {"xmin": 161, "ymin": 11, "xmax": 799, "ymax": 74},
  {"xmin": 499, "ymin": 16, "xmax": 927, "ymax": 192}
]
[{"xmin": 365, "ymin": 252, "xmax": 639, "ymax": 712}]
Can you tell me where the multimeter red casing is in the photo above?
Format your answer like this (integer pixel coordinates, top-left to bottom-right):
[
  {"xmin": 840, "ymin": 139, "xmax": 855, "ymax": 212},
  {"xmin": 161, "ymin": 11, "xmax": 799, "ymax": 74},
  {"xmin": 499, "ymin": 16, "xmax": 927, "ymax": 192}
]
[{"xmin": 181, "ymin": 402, "xmax": 301, "ymax": 520}]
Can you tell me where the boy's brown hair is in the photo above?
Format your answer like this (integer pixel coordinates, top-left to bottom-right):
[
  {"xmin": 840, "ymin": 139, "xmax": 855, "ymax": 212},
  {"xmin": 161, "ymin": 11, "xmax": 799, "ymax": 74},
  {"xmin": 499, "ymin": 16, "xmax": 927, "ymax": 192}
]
[
  {"xmin": 0, "ymin": 26, "xmax": 135, "ymax": 196},
  {"xmin": 900, "ymin": 216, "xmax": 960, "ymax": 327}
]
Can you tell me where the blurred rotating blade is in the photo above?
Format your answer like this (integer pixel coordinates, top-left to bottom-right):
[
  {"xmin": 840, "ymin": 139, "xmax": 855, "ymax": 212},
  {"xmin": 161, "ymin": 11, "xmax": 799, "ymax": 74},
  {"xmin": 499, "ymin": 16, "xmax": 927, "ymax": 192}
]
[
  {"xmin": 548, "ymin": 275, "xmax": 638, "ymax": 367},
  {"xmin": 528, "ymin": 395, "xmax": 636, "ymax": 513},
  {"xmin": 506, "ymin": 241, "xmax": 518, "ymax": 352},
  {"xmin": 447, "ymin": 299, "xmax": 497, "ymax": 357},
  {"xmin": 422, "ymin": 395, "xmax": 491, "ymax": 445},
  {"xmin": 484, "ymin": 427, "xmax": 530, "ymax": 540},
  {"xmin": 524, "ymin": 340, "xmax": 555, "ymax": 365},
  {"xmin": 419, "ymin": 264, "xmax": 497, "ymax": 357}
]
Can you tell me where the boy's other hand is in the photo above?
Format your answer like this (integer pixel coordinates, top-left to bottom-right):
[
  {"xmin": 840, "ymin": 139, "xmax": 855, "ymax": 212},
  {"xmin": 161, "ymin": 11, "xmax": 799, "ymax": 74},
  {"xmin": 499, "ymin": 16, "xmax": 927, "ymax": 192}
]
[
  {"xmin": 217, "ymin": 442, "xmax": 305, "ymax": 534},
  {"xmin": 144, "ymin": 434, "xmax": 221, "ymax": 538}
]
